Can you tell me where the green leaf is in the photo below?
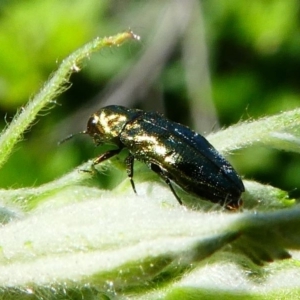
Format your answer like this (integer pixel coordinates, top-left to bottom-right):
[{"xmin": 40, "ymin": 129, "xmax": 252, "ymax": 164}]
[
  {"xmin": 208, "ymin": 108, "xmax": 300, "ymax": 154},
  {"xmin": 0, "ymin": 180, "xmax": 299, "ymax": 298}
]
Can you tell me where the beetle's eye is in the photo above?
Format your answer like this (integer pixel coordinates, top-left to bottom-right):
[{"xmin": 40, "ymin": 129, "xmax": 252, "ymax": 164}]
[{"xmin": 86, "ymin": 116, "xmax": 99, "ymax": 135}]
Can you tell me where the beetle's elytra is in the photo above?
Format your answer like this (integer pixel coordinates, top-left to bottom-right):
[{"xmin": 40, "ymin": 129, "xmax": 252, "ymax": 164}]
[{"xmin": 63, "ymin": 105, "xmax": 244, "ymax": 210}]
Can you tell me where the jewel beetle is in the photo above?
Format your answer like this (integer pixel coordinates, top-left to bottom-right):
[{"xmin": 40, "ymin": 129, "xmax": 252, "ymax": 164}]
[{"xmin": 61, "ymin": 105, "xmax": 244, "ymax": 210}]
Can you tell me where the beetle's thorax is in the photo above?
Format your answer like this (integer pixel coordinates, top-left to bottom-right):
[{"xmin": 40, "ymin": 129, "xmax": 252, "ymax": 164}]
[{"xmin": 86, "ymin": 107, "xmax": 130, "ymax": 145}]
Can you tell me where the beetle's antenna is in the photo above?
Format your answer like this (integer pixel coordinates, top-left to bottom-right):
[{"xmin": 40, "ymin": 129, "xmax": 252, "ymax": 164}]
[{"xmin": 58, "ymin": 131, "xmax": 87, "ymax": 145}]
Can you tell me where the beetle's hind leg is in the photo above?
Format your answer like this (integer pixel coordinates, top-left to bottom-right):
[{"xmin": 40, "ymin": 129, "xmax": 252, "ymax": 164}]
[
  {"xmin": 150, "ymin": 163, "xmax": 183, "ymax": 205},
  {"xmin": 125, "ymin": 154, "xmax": 137, "ymax": 194}
]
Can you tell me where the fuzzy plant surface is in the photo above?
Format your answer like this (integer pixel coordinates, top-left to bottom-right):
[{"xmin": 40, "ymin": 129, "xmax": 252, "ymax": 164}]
[{"xmin": 0, "ymin": 31, "xmax": 300, "ymax": 300}]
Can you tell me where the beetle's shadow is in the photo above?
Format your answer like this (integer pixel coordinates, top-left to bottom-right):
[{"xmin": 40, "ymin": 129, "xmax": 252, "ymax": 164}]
[
  {"xmin": 172, "ymin": 189, "xmax": 226, "ymax": 212},
  {"xmin": 124, "ymin": 164, "xmax": 226, "ymax": 212}
]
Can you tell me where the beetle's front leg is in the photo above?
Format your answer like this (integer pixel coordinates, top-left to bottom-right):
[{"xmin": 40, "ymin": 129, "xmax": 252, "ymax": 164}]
[
  {"xmin": 125, "ymin": 154, "xmax": 137, "ymax": 194},
  {"xmin": 150, "ymin": 163, "xmax": 183, "ymax": 205},
  {"xmin": 81, "ymin": 149, "xmax": 121, "ymax": 175},
  {"xmin": 93, "ymin": 149, "xmax": 121, "ymax": 165}
]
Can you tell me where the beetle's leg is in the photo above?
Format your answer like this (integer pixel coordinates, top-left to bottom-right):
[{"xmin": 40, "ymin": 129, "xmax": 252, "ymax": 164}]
[
  {"xmin": 125, "ymin": 154, "xmax": 137, "ymax": 194},
  {"xmin": 93, "ymin": 149, "xmax": 121, "ymax": 165},
  {"xmin": 81, "ymin": 149, "xmax": 121, "ymax": 174},
  {"xmin": 150, "ymin": 163, "xmax": 183, "ymax": 205}
]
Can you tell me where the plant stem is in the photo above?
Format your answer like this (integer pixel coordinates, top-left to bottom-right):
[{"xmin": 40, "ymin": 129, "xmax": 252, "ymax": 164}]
[{"xmin": 0, "ymin": 31, "xmax": 139, "ymax": 169}]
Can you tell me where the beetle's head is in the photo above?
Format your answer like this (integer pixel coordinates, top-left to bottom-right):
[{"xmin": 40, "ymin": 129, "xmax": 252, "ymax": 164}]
[
  {"xmin": 86, "ymin": 106, "xmax": 131, "ymax": 146},
  {"xmin": 59, "ymin": 105, "xmax": 138, "ymax": 147}
]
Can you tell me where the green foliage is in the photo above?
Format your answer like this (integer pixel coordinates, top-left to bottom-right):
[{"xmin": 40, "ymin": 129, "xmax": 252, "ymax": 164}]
[
  {"xmin": 0, "ymin": 1, "xmax": 300, "ymax": 299},
  {"xmin": 0, "ymin": 0, "xmax": 109, "ymax": 108},
  {"xmin": 1, "ymin": 0, "xmax": 300, "ymax": 191}
]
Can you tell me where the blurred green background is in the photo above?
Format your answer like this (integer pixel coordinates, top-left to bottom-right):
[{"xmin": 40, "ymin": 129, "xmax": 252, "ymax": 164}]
[{"xmin": 0, "ymin": 0, "xmax": 299, "ymax": 198}]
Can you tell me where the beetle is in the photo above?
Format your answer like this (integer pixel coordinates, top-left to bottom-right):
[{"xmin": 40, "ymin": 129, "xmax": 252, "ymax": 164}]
[{"xmin": 61, "ymin": 105, "xmax": 244, "ymax": 210}]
